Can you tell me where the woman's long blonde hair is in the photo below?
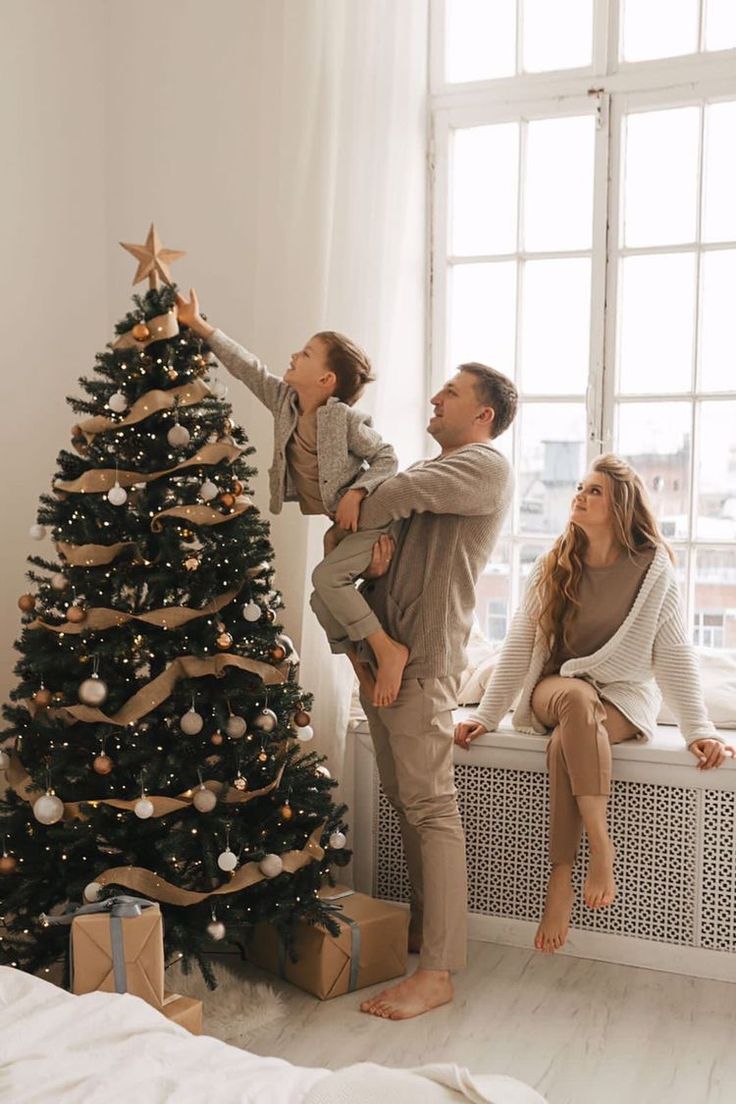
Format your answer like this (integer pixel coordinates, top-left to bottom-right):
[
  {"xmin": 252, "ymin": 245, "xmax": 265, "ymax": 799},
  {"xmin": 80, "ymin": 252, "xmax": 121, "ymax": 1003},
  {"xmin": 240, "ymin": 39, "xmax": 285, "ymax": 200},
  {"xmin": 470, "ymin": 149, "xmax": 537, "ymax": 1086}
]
[{"xmin": 537, "ymin": 453, "xmax": 672, "ymax": 666}]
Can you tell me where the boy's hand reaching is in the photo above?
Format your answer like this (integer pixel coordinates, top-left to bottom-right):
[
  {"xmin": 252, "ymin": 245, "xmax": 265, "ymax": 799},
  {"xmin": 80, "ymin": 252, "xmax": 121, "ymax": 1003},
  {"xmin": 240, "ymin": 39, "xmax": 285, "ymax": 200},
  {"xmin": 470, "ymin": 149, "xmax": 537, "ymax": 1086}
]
[
  {"xmin": 175, "ymin": 288, "xmax": 214, "ymax": 339},
  {"xmin": 335, "ymin": 487, "xmax": 367, "ymax": 532}
]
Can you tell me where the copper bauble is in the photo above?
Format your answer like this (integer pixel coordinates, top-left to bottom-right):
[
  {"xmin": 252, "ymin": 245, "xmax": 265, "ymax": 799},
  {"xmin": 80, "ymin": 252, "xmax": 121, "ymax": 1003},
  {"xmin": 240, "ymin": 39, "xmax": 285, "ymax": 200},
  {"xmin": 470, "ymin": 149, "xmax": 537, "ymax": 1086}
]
[
  {"xmin": 18, "ymin": 594, "xmax": 35, "ymax": 613},
  {"xmin": 93, "ymin": 754, "xmax": 113, "ymax": 775},
  {"xmin": 34, "ymin": 688, "xmax": 53, "ymax": 707},
  {"xmin": 233, "ymin": 481, "xmax": 243, "ymax": 496},
  {"xmin": 216, "ymin": 632, "xmax": 233, "ymax": 650},
  {"xmin": 258, "ymin": 751, "xmax": 269, "ymax": 763},
  {"xmin": 280, "ymin": 804, "xmax": 293, "ymax": 821},
  {"xmin": 293, "ymin": 709, "xmax": 311, "ymax": 727},
  {"xmin": 210, "ymin": 731, "xmax": 224, "ymax": 746},
  {"xmin": 219, "ymin": 493, "xmax": 236, "ymax": 509},
  {"xmin": 132, "ymin": 322, "xmax": 150, "ymax": 341},
  {"xmin": 66, "ymin": 606, "xmax": 87, "ymax": 624},
  {"xmin": 264, "ymin": 608, "xmax": 276, "ymax": 624},
  {"xmin": 233, "ymin": 775, "xmax": 248, "ymax": 791},
  {"xmin": 270, "ymin": 644, "xmax": 287, "ymax": 662},
  {"xmin": 0, "ymin": 854, "xmax": 17, "ymax": 875}
]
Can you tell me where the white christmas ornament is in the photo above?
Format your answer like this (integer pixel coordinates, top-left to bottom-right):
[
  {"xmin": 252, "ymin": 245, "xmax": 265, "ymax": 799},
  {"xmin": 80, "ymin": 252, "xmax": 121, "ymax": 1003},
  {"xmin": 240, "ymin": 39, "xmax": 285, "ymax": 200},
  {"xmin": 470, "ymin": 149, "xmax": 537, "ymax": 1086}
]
[
  {"xmin": 108, "ymin": 392, "xmax": 129, "ymax": 414},
  {"xmin": 51, "ymin": 572, "xmax": 68, "ymax": 591},
  {"xmin": 33, "ymin": 792, "xmax": 64, "ymax": 825},
  {"xmin": 29, "ymin": 524, "xmax": 46, "ymax": 541},
  {"xmin": 212, "ymin": 380, "xmax": 228, "ymax": 400},
  {"xmin": 206, "ymin": 920, "xmax": 226, "ymax": 941},
  {"xmin": 0, "ymin": 749, "xmax": 10, "ymax": 771},
  {"xmin": 217, "ymin": 848, "xmax": 238, "ymax": 872},
  {"xmin": 259, "ymin": 853, "xmax": 283, "ymax": 878},
  {"xmin": 193, "ymin": 785, "xmax": 217, "ymax": 813},
  {"xmin": 315, "ymin": 765, "xmax": 331, "ymax": 779},
  {"xmin": 295, "ymin": 724, "xmax": 314, "ymax": 743},
  {"xmin": 79, "ymin": 676, "xmax": 108, "ymax": 706},
  {"xmin": 253, "ymin": 708, "xmax": 278, "ymax": 733},
  {"xmin": 180, "ymin": 707, "xmax": 204, "ymax": 735},
  {"xmin": 83, "ymin": 881, "xmax": 103, "ymax": 902},
  {"xmin": 107, "ymin": 482, "xmax": 128, "ymax": 507},
  {"xmin": 134, "ymin": 797, "xmax": 154, "ymax": 820},
  {"xmin": 242, "ymin": 601, "xmax": 261, "ymax": 622},
  {"xmin": 200, "ymin": 479, "xmax": 219, "ymax": 502},
  {"xmin": 225, "ymin": 714, "xmax": 247, "ymax": 739},
  {"xmin": 329, "ymin": 831, "xmax": 347, "ymax": 850},
  {"xmin": 167, "ymin": 423, "xmax": 190, "ymax": 448}
]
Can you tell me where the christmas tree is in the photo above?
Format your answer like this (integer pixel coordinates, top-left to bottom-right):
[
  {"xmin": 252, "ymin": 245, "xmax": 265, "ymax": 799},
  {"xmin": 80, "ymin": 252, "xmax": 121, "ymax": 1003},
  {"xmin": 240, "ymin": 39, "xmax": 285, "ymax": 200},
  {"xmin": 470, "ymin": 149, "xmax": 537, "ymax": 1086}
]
[{"xmin": 0, "ymin": 226, "xmax": 349, "ymax": 986}]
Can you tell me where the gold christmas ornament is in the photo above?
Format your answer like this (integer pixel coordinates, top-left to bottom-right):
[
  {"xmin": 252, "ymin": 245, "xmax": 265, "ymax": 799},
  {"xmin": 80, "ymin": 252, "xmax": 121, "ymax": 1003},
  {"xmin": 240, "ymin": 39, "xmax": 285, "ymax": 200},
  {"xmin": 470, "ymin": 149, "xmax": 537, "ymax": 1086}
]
[
  {"xmin": 219, "ymin": 492, "xmax": 236, "ymax": 509},
  {"xmin": 18, "ymin": 594, "xmax": 35, "ymax": 613},
  {"xmin": 66, "ymin": 606, "xmax": 87, "ymax": 624},
  {"xmin": 33, "ymin": 688, "xmax": 53, "ymax": 708},
  {"xmin": 293, "ymin": 709, "xmax": 311, "ymax": 728},
  {"xmin": 280, "ymin": 803, "xmax": 293, "ymax": 821},
  {"xmin": 216, "ymin": 632, "xmax": 233, "ymax": 650},
  {"xmin": 131, "ymin": 322, "xmax": 151, "ymax": 342},
  {"xmin": 233, "ymin": 774, "xmax": 247, "ymax": 792},
  {"xmin": 210, "ymin": 731, "xmax": 224, "ymax": 746},
  {"xmin": 0, "ymin": 854, "xmax": 17, "ymax": 875},
  {"xmin": 93, "ymin": 754, "xmax": 113, "ymax": 775},
  {"xmin": 184, "ymin": 557, "xmax": 200, "ymax": 572},
  {"xmin": 232, "ymin": 481, "xmax": 244, "ymax": 496},
  {"xmin": 257, "ymin": 751, "xmax": 268, "ymax": 763},
  {"xmin": 270, "ymin": 644, "xmax": 287, "ymax": 662}
]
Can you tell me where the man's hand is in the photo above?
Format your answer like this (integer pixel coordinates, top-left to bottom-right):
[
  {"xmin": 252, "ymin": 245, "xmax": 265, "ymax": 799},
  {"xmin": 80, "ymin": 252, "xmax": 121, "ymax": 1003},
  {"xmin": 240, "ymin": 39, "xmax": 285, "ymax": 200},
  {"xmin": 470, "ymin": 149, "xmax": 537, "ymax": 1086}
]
[
  {"xmin": 174, "ymin": 288, "xmax": 214, "ymax": 339},
  {"xmin": 334, "ymin": 488, "xmax": 367, "ymax": 533},
  {"xmin": 454, "ymin": 720, "xmax": 488, "ymax": 750},
  {"xmin": 688, "ymin": 738, "xmax": 733, "ymax": 770},
  {"xmin": 362, "ymin": 534, "xmax": 395, "ymax": 580}
]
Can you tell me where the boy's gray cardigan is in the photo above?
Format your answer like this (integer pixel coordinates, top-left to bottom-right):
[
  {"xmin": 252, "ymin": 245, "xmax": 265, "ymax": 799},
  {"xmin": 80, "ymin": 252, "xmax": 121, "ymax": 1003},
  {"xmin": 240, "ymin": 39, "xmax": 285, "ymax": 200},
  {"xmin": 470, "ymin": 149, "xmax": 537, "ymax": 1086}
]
[{"xmin": 208, "ymin": 330, "xmax": 398, "ymax": 515}]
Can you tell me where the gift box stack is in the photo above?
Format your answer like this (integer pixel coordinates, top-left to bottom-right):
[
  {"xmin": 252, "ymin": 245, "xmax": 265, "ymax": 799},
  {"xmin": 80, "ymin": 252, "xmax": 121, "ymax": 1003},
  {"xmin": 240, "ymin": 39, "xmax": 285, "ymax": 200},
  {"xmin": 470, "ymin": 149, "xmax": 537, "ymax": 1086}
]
[
  {"xmin": 245, "ymin": 886, "xmax": 409, "ymax": 1000},
  {"xmin": 44, "ymin": 896, "xmax": 202, "ymax": 1033}
]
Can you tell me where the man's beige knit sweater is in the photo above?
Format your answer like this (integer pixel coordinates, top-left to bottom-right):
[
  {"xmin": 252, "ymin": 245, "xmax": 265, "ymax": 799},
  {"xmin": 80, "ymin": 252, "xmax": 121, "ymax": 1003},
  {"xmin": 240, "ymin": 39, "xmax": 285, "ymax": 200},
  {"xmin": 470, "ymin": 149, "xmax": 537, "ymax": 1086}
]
[{"xmin": 358, "ymin": 442, "xmax": 513, "ymax": 679}]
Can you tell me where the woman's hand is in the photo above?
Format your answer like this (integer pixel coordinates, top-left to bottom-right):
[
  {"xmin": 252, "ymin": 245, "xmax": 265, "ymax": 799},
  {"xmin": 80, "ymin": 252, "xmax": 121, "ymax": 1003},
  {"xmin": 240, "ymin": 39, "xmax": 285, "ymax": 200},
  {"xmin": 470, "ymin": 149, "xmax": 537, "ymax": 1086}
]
[
  {"xmin": 688, "ymin": 738, "xmax": 733, "ymax": 769},
  {"xmin": 335, "ymin": 488, "xmax": 366, "ymax": 532},
  {"xmin": 454, "ymin": 721, "xmax": 488, "ymax": 750},
  {"xmin": 362, "ymin": 534, "xmax": 395, "ymax": 580},
  {"xmin": 175, "ymin": 288, "xmax": 214, "ymax": 338}
]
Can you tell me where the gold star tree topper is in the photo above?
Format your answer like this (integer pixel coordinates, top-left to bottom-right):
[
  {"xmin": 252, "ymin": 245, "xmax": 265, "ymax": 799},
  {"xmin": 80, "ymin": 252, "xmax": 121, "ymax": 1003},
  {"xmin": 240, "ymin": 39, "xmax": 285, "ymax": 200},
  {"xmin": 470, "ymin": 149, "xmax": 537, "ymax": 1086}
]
[{"xmin": 120, "ymin": 224, "xmax": 186, "ymax": 288}]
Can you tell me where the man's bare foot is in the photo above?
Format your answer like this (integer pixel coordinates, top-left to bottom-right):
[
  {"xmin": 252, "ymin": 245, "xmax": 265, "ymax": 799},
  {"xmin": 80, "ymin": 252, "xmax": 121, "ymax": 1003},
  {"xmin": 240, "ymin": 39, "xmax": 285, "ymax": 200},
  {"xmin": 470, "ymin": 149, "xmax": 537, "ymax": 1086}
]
[
  {"xmin": 372, "ymin": 640, "xmax": 410, "ymax": 708},
  {"xmin": 534, "ymin": 865, "xmax": 574, "ymax": 954},
  {"xmin": 585, "ymin": 840, "xmax": 616, "ymax": 908},
  {"xmin": 360, "ymin": 969, "xmax": 453, "ymax": 1020}
]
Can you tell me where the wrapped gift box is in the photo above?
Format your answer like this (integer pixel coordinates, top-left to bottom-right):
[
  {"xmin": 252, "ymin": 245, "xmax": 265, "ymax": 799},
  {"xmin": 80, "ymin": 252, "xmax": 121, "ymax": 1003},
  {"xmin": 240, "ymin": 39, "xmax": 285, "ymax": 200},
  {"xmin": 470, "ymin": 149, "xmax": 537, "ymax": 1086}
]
[
  {"xmin": 160, "ymin": 992, "xmax": 203, "ymax": 1034},
  {"xmin": 246, "ymin": 886, "xmax": 409, "ymax": 1000},
  {"xmin": 69, "ymin": 898, "xmax": 165, "ymax": 1008}
]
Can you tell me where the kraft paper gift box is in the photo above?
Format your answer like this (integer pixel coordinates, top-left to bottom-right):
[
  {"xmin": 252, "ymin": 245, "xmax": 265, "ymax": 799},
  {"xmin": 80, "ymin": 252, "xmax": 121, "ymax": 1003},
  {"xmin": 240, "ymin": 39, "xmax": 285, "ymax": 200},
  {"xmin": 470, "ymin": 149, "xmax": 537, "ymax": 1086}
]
[
  {"xmin": 63, "ymin": 897, "xmax": 165, "ymax": 1007},
  {"xmin": 160, "ymin": 992, "xmax": 203, "ymax": 1035},
  {"xmin": 246, "ymin": 886, "xmax": 409, "ymax": 1000}
]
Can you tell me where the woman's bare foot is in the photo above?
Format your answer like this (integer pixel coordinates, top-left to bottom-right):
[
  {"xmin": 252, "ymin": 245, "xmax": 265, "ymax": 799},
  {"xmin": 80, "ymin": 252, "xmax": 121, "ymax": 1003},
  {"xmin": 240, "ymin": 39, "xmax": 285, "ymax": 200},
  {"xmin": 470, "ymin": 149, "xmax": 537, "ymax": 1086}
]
[
  {"xmin": 534, "ymin": 864, "xmax": 574, "ymax": 954},
  {"xmin": 585, "ymin": 840, "xmax": 616, "ymax": 909},
  {"xmin": 360, "ymin": 969, "xmax": 452, "ymax": 1020},
  {"xmin": 370, "ymin": 637, "xmax": 410, "ymax": 708}
]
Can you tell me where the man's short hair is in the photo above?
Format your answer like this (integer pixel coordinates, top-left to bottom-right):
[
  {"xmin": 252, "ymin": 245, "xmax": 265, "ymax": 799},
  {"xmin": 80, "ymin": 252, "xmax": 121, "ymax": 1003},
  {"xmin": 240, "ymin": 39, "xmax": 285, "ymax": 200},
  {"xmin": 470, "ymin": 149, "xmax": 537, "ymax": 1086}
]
[{"xmin": 459, "ymin": 362, "xmax": 518, "ymax": 440}]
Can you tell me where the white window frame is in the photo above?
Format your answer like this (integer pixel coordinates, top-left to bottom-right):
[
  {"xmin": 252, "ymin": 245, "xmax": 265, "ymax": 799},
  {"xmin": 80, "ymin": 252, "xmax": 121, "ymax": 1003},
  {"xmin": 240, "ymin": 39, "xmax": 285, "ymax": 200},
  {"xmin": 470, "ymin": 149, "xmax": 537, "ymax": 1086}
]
[{"xmin": 429, "ymin": 0, "xmax": 736, "ymax": 631}]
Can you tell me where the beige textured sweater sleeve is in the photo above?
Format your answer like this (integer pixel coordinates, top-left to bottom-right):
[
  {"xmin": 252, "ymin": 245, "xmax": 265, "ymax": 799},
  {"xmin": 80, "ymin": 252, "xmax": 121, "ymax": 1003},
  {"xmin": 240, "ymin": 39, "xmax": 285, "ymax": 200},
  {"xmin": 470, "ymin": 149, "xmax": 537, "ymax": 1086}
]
[
  {"xmin": 208, "ymin": 329, "xmax": 291, "ymax": 414},
  {"xmin": 652, "ymin": 597, "xmax": 721, "ymax": 745}
]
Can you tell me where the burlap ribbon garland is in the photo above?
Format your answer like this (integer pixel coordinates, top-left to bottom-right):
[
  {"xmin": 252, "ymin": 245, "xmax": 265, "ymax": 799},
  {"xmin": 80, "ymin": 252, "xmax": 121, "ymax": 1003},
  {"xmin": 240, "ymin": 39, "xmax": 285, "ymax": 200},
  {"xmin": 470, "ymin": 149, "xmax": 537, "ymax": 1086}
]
[
  {"xmin": 27, "ymin": 587, "xmax": 240, "ymax": 635},
  {"xmin": 77, "ymin": 379, "xmax": 211, "ymax": 444},
  {"xmin": 56, "ymin": 541, "xmax": 137, "ymax": 567},
  {"xmin": 150, "ymin": 500, "xmax": 252, "ymax": 532},
  {"xmin": 5, "ymin": 746, "xmax": 290, "ymax": 822},
  {"xmin": 27, "ymin": 653, "xmax": 284, "ymax": 730},
  {"xmin": 93, "ymin": 822, "xmax": 326, "ymax": 905},
  {"xmin": 54, "ymin": 442, "xmax": 243, "ymax": 495},
  {"xmin": 112, "ymin": 309, "xmax": 179, "ymax": 351}
]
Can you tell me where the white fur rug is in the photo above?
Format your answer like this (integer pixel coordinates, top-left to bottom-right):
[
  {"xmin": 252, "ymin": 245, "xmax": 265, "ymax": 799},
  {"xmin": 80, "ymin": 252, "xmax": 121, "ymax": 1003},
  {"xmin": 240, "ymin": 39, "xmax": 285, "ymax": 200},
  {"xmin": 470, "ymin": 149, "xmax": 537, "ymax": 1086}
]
[{"xmin": 166, "ymin": 957, "xmax": 285, "ymax": 1046}]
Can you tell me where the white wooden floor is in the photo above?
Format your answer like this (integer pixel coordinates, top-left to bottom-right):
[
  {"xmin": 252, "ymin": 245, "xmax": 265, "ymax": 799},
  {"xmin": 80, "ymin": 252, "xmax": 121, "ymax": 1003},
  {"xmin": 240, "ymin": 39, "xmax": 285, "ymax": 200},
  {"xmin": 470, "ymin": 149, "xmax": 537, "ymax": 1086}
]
[{"xmin": 234, "ymin": 939, "xmax": 736, "ymax": 1104}]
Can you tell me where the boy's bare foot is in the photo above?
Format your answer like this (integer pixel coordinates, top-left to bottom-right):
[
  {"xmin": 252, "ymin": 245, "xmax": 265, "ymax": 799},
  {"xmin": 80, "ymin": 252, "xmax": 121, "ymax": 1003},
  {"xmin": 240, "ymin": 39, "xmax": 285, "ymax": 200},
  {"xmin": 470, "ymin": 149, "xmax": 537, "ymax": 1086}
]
[
  {"xmin": 372, "ymin": 640, "xmax": 410, "ymax": 708},
  {"xmin": 534, "ymin": 865, "xmax": 574, "ymax": 954},
  {"xmin": 360, "ymin": 969, "xmax": 452, "ymax": 1020},
  {"xmin": 584, "ymin": 840, "xmax": 617, "ymax": 909}
]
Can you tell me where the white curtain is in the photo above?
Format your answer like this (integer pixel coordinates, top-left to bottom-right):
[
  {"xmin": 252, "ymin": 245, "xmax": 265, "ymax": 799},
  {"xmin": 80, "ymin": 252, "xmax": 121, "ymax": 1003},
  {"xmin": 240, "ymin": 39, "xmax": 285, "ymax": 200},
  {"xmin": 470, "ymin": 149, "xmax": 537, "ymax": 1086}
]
[{"xmin": 245, "ymin": 1, "xmax": 429, "ymax": 816}]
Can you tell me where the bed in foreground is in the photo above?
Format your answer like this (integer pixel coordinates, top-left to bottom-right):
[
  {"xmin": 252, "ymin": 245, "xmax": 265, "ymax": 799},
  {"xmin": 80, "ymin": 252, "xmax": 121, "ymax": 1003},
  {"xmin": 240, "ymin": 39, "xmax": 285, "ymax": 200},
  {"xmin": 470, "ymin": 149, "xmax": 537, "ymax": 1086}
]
[{"xmin": 0, "ymin": 966, "xmax": 545, "ymax": 1104}]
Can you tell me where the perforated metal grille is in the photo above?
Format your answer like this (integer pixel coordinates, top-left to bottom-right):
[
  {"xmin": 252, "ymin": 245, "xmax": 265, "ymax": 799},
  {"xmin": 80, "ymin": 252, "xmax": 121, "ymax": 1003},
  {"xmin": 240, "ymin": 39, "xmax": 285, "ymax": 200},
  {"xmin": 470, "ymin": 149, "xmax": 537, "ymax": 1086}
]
[{"xmin": 701, "ymin": 789, "xmax": 736, "ymax": 952}]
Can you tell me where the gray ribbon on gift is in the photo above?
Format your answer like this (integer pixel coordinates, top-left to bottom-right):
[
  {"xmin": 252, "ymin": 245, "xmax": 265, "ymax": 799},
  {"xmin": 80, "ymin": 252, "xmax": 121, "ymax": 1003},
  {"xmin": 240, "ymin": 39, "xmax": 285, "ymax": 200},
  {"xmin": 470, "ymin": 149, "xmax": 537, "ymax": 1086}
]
[
  {"xmin": 40, "ymin": 895, "xmax": 156, "ymax": 995},
  {"xmin": 277, "ymin": 892, "xmax": 362, "ymax": 993}
]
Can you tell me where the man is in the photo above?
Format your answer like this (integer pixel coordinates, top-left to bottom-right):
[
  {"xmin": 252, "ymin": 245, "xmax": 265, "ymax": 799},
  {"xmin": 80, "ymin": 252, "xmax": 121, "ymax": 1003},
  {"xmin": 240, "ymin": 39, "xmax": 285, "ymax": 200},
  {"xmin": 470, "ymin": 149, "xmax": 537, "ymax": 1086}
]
[{"xmin": 311, "ymin": 362, "xmax": 517, "ymax": 1019}]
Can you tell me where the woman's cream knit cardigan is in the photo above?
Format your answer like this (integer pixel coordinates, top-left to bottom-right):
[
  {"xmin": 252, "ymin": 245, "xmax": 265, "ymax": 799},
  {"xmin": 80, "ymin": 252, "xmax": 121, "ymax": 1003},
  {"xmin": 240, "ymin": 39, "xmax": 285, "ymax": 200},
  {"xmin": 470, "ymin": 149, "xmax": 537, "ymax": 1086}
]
[{"xmin": 468, "ymin": 545, "xmax": 722, "ymax": 746}]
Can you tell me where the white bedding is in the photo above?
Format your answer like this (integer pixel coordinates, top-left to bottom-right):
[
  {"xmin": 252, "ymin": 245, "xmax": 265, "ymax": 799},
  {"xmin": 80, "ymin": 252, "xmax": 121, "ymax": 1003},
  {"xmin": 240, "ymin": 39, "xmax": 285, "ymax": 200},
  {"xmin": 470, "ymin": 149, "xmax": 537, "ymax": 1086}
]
[{"xmin": 0, "ymin": 967, "xmax": 545, "ymax": 1104}]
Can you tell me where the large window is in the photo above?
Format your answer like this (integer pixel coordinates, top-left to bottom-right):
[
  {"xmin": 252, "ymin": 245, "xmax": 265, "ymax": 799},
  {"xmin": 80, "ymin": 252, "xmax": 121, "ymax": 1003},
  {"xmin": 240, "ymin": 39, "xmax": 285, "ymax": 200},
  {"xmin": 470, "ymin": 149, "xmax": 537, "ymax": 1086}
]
[{"xmin": 431, "ymin": 0, "xmax": 736, "ymax": 647}]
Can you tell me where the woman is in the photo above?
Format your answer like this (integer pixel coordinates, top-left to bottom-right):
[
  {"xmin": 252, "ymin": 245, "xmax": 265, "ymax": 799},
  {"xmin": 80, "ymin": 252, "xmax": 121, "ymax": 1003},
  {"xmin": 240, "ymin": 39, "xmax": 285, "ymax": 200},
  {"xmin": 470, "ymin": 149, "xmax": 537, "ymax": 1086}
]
[{"xmin": 455, "ymin": 454, "xmax": 731, "ymax": 954}]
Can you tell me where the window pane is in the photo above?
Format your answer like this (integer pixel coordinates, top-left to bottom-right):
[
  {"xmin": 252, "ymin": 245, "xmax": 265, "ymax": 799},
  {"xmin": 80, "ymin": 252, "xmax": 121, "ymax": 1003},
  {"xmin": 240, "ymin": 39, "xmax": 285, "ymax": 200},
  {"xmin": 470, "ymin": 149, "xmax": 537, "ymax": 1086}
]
[
  {"xmin": 696, "ymin": 402, "xmax": 736, "ymax": 540},
  {"xmin": 702, "ymin": 101, "xmax": 736, "ymax": 243},
  {"xmin": 621, "ymin": 0, "xmax": 699, "ymax": 62},
  {"xmin": 452, "ymin": 125, "xmax": 519, "ymax": 256},
  {"xmin": 622, "ymin": 108, "xmax": 700, "ymax": 247},
  {"xmin": 699, "ymin": 250, "xmax": 736, "ymax": 392},
  {"xmin": 694, "ymin": 550, "xmax": 736, "ymax": 648},
  {"xmin": 522, "ymin": 0, "xmax": 593, "ymax": 72},
  {"xmin": 518, "ymin": 403, "xmax": 587, "ymax": 534},
  {"xmin": 618, "ymin": 254, "xmax": 695, "ymax": 394},
  {"xmin": 705, "ymin": 0, "xmax": 736, "ymax": 52},
  {"xmin": 520, "ymin": 258, "xmax": 591, "ymax": 394},
  {"xmin": 524, "ymin": 116, "xmax": 595, "ymax": 252},
  {"xmin": 475, "ymin": 541, "xmax": 511, "ymax": 645},
  {"xmin": 615, "ymin": 402, "xmax": 692, "ymax": 538},
  {"xmin": 445, "ymin": 0, "xmax": 516, "ymax": 83},
  {"xmin": 448, "ymin": 261, "xmax": 517, "ymax": 377}
]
